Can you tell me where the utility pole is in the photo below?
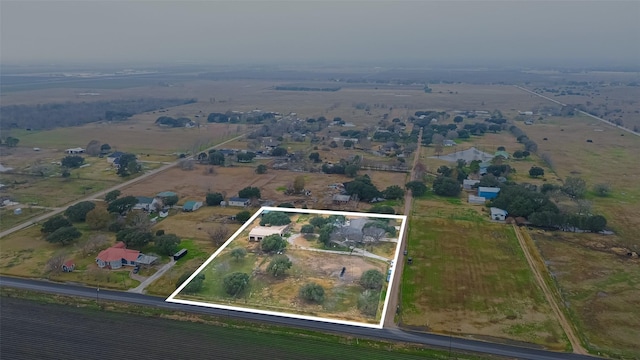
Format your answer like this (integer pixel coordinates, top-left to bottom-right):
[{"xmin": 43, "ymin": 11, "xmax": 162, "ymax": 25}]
[{"xmin": 96, "ymin": 288, "xmax": 100, "ymax": 309}]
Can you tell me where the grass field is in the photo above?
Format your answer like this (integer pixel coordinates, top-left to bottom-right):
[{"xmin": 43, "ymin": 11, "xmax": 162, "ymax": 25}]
[
  {"xmin": 533, "ymin": 231, "xmax": 640, "ymax": 358},
  {"xmin": 0, "ymin": 207, "xmax": 48, "ymax": 232},
  {"xmin": 400, "ymin": 196, "xmax": 568, "ymax": 350}
]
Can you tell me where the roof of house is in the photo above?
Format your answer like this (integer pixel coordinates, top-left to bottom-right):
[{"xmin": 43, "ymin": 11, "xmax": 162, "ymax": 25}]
[
  {"xmin": 229, "ymin": 197, "xmax": 250, "ymax": 202},
  {"xmin": 96, "ymin": 247, "xmax": 140, "ymax": 263},
  {"xmin": 443, "ymin": 140, "xmax": 456, "ymax": 145},
  {"xmin": 249, "ymin": 225, "xmax": 288, "ymax": 237},
  {"xmin": 64, "ymin": 260, "xmax": 75, "ymax": 267},
  {"xmin": 157, "ymin": 191, "xmax": 177, "ymax": 197},
  {"xmin": 490, "ymin": 207, "xmax": 508, "ymax": 216},
  {"xmin": 479, "ymin": 187, "xmax": 501, "ymax": 193},
  {"xmin": 66, "ymin": 147, "xmax": 85, "ymax": 152},
  {"xmin": 108, "ymin": 151, "xmax": 125, "ymax": 158},
  {"xmin": 333, "ymin": 194, "xmax": 351, "ymax": 202},
  {"xmin": 136, "ymin": 196, "xmax": 154, "ymax": 204},
  {"xmin": 183, "ymin": 200, "xmax": 201, "ymax": 210},
  {"xmin": 463, "ymin": 179, "xmax": 480, "ymax": 185}
]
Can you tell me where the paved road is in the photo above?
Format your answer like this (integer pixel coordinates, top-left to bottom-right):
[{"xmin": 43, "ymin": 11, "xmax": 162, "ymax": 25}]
[
  {"xmin": 0, "ymin": 134, "xmax": 246, "ymax": 239},
  {"xmin": 0, "ymin": 276, "xmax": 600, "ymax": 360},
  {"xmin": 513, "ymin": 85, "xmax": 639, "ymax": 137}
]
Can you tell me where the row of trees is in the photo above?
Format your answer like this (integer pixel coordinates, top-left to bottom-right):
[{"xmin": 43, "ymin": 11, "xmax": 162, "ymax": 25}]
[{"xmin": 2, "ymin": 98, "xmax": 196, "ymax": 129}]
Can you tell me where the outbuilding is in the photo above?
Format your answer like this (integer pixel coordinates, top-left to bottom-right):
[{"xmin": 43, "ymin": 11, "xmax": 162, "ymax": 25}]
[
  {"xmin": 478, "ymin": 187, "xmax": 501, "ymax": 199},
  {"xmin": 182, "ymin": 200, "xmax": 203, "ymax": 212},
  {"xmin": 490, "ymin": 207, "xmax": 508, "ymax": 221}
]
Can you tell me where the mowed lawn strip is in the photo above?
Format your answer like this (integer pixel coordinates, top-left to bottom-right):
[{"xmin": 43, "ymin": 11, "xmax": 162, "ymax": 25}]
[{"xmin": 401, "ymin": 198, "xmax": 568, "ymax": 350}]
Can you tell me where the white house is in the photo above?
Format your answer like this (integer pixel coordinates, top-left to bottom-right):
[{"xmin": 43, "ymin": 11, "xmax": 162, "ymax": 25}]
[
  {"xmin": 228, "ymin": 197, "xmax": 250, "ymax": 207},
  {"xmin": 463, "ymin": 179, "xmax": 480, "ymax": 190},
  {"xmin": 490, "ymin": 207, "xmax": 508, "ymax": 221},
  {"xmin": 248, "ymin": 225, "xmax": 289, "ymax": 242},
  {"xmin": 65, "ymin": 147, "xmax": 85, "ymax": 154}
]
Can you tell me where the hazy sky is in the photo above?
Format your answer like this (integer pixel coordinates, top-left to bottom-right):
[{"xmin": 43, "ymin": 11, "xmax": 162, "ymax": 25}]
[{"xmin": 2, "ymin": 1, "xmax": 639, "ymax": 67}]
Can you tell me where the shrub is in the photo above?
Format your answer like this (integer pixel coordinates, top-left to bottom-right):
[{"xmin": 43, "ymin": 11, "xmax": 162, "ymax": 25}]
[
  {"xmin": 360, "ymin": 269, "xmax": 384, "ymax": 290},
  {"xmin": 299, "ymin": 282, "xmax": 325, "ymax": 303}
]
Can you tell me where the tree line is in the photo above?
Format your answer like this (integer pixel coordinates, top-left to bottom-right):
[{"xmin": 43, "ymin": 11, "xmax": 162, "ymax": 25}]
[{"xmin": 2, "ymin": 98, "xmax": 196, "ymax": 129}]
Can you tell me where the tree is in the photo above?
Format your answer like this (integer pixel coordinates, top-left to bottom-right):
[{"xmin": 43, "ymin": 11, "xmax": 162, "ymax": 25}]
[
  {"xmin": 163, "ymin": 195, "xmax": 179, "ymax": 208},
  {"xmin": 155, "ymin": 233, "xmax": 181, "ymax": 256},
  {"xmin": 81, "ymin": 234, "xmax": 110, "ymax": 256},
  {"xmin": 85, "ymin": 207, "xmax": 111, "ymax": 230},
  {"xmin": 231, "ymin": 247, "xmax": 247, "ymax": 261},
  {"xmin": 593, "ymin": 183, "xmax": 611, "ymax": 197},
  {"xmin": 357, "ymin": 289, "xmax": 380, "ymax": 316},
  {"xmin": 437, "ymin": 165, "xmax": 452, "ymax": 177},
  {"xmin": 382, "ymin": 185, "xmax": 404, "ymax": 200},
  {"xmin": 260, "ymin": 212, "xmax": 291, "ymax": 226},
  {"xmin": 369, "ymin": 205, "xmax": 395, "ymax": 214},
  {"xmin": 293, "ymin": 176, "xmax": 305, "ymax": 194},
  {"xmin": 237, "ymin": 152, "xmax": 256, "ymax": 162},
  {"xmin": 343, "ymin": 140, "xmax": 354, "ymax": 148},
  {"xmin": 5, "ymin": 136, "xmax": 19, "ymax": 147},
  {"xmin": 116, "ymin": 228, "xmax": 153, "ymax": 248},
  {"xmin": 256, "ymin": 164, "xmax": 267, "ymax": 174},
  {"xmin": 529, "ymin": 166, "xmax": 545, "ymax": 178},
  {"xmin": 345, "ymin": 175, "xmax": 380, "ymax": 201},
  {"xmin": 300, "ymin": 224, "xmax": 315, "ymax": 234},
  {"xmin": 107, "ymin": 195, "xmax": 138, "ymax": 215},
  {"xmin": 267, "ymin": 255, "xmax": 292, "ymax": 277},
  {"xmin": 478, "ymin": 174, "xmax": 501, "ymax": 188},
  {"xmin": 208, "ymin": 225, "xmax": 229, "ymax": 247},
  {"xmin": 453, "ymin": 115, "xmax": 464, "ymax": 123},
  {"xmin": 405, "ymin": 181, "xmax": 428, "ymax": 197},
  {"xmin": 513, "ymin": 150, "xmax": 525, "ymax": 159},
  {"xmin": 271, "ymin": 147, "xmax": 288, "ymax": 156},
  {"xmin": 563, "ymin": 177, "xmax": 587, "ymax": 198},
  {"xmin": 61, "ymin": 155, "xmax": 85, "ymax": 168},
  {"xmin": 309, "ymin": 152, "xmax": 321, "ymax": 163},
  {"xmin": 344, "ymin": 164, "xmax": 359, "ymax": 178},
  {"xmin": 277, "ymin": 202, "xmax": 295, "ymax": 208},
  {"xmin": 235, "ymin": 211, "xmax": 251, "ymax": 223},
  {"xmin": 299, "ymin": 282, "xmax": 325, "ymax": 303},
  {"xmin": 64, "ymin": 201, "xmax": 96, "ymax": 222},
  {"xmin": 360, "ymin": 269, "xmax": 384, "ymax": 290},
  {"xmin": 489, "ymin": 124, "xmax": 502, "ymax": 133},
  {"xmin": 46, "ymin": 226, "xmax": 82, "ymax": 245},
  {"xmin": 223, "ymin": 272, "xmax": 249, "ymax": 296},
  {"xmin": 261, "ymin": 234, "xmax": 287, "ymax": 253},
  {"xmin": 239, "ymin": 186, "xmax": 261, "ymax": 199},
  {"xmin": 105, "ymin": 189, "xmax": 121, "ymax": 202},
  {"xmin": 86, "ymin": 140, "xmax": 102, "ymax": 156},
  {"xmin": 432, "ymin": 176, "xmax": 461, "ymax": 197},
  {"xmin": 586, "ymin": 215, "xmax": 607, "ymax": 233},
  {"xmin": 45, "ymin": 252, "xmax": 68, "ymax": 274},
  {"xmin": 208, "ymin": 151, "xmax": 225, "ymax": 165},
  {"xmin": 41, "ymin": 215, "xmax": 72, "ymax": 235},
  {"xmin": 116, "ymin": 153, "xmax": 140, "ymax": 177},
  {"xmin": 205, "ymin": 192, "xmax": 224, "ymax": 206},
  {"xmin": 100, "ymin": 143, "xmax": 111, "ymax": 154},
  {"xmin": 183, "ymin": 274, "xmax": 205, "ymax": 293}
]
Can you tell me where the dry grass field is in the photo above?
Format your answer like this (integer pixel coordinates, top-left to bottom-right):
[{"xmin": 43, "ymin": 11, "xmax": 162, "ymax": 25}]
[{"xmin": 400, "ymin": 196, "xmax": 568, "ymax": 350}]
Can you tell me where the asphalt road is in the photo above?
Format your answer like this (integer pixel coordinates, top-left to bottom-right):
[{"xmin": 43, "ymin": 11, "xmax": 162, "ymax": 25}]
[{"xmin": 0, "ymin": 276, "xmax": 600, "ymax": 360}]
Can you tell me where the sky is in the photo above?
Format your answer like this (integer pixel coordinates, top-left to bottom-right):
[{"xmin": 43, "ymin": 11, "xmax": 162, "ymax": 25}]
[{"xmin": 1, "ymin": 1, "xmax": 639, "ymax": 68}]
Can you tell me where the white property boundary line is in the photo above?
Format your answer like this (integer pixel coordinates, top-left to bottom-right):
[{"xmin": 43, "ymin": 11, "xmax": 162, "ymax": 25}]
[{"xmin": 166, "ymin": 206, "xmax": 408, "ymax": 329}]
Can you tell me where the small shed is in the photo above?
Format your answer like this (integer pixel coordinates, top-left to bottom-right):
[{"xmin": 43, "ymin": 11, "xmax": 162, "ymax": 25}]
[
  {"xmin": 228, "ymin": 197, "xmax": 250, "ymax": 207},
  {"xmin": 62, "ymin": 260, "xmax": 75, "ymax": 272},
  {"xmin": 478, "ymin": 187, "xmax": 500, "ymax": 199},
  {"xmin": 468, "ymin": 195, "xmax": 486, "ymax": 205},
  {"xmin": 490, "ymin": 207, "xmax": 508, "ymax": 221},
  {"xmin": 157, "ymin": 191, "xmax": 178, "ymax": 198},
  {"xmin": 13, "ymin": 208, "xmax": 22, "ymax": 215},
  {"xmin": 248, "ymin": 225, "xmax": 289, "ymax": 241},
  {"xmin": 333, "ymin": 194, "xmax": 351, "ymax": 204},
  {"xmin": 182, "ymin": 200, "xmax": 203, "ymax": 212}
]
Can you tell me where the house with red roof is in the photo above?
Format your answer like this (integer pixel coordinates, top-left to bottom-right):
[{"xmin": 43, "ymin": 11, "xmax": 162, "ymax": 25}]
[
  {"xmin": 62, "ymin": 260, "xmax": 75, "ymax": 272},
  {"xmin": 96, "ymin": 242, "xmax": 143, "ymax": 269}
]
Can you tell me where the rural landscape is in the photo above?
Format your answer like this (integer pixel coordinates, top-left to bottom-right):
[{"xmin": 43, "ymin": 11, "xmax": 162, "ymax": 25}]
[{"xmin": 1, "ymin": 63, "xmax": 639, "ymax": 359}]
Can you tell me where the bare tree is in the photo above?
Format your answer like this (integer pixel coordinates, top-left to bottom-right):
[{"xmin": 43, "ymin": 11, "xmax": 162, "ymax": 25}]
[
  {"xmin": 45, "ymin": 252, "xmax": 68, "ymax": 274},
  {"xmin": 126, "ymin": 211, "xmax": 152, "ymax": 233},
  {"xmin": 179, "ymin": 158, "xmax": 195, "ymax": 171},
  {"xmin": 81, "ymin": 234, "xmax": 111, "ymax": 256},
  {"xmin": 209, "ymin": 225, "xmax": 230, "ymax": 247}
]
